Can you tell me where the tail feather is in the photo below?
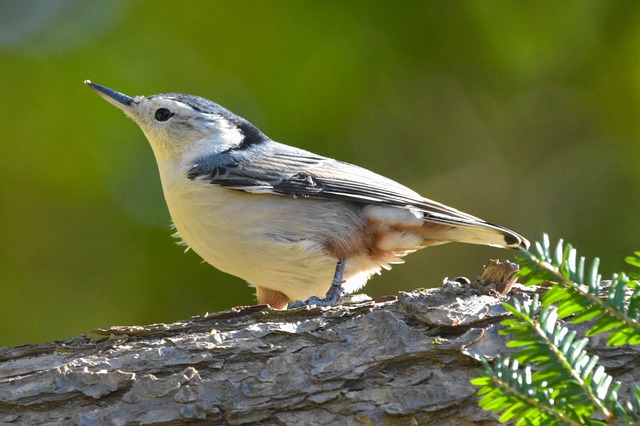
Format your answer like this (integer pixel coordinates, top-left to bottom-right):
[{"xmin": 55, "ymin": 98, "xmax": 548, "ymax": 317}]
[{"xmin": 422, "ymin": 218, "xmax": 529, "ymax": 249}]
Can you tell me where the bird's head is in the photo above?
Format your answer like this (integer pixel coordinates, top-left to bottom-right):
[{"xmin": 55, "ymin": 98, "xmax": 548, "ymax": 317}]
[{"xmin": 85, "ymin": 81, "xmax": 266, "ymax": 171}]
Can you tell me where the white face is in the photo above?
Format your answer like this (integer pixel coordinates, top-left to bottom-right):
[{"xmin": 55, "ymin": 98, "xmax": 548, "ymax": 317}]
[
  {"xmin": 87, "ymin": 82, "xmax": 250, "ymax": 184},
  {"xmin": 125, "ymin": 97, "xmax": 244, "ymax": 161}
]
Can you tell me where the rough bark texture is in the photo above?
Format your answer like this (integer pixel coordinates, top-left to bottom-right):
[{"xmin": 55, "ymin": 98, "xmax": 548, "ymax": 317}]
[{"xmin": 1, "ymin": 267, "xmax": 638, "ymax": 425}]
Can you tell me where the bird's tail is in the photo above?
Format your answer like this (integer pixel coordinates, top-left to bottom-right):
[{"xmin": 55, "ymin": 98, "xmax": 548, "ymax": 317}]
[{"xmin": 421, "ymin": 217, "xmax": 529, "ymax": 250}]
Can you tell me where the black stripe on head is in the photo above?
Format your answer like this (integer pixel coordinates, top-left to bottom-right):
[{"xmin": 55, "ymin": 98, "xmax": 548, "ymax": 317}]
[
  {"xmin": 233, "ymin": 118, "xmax": 269, "ymax": 149},
  {"xmin": 160, "ymin": 93, "xmax": 230, "ymax": 115},
  {"xmin": 159, "ymin": 93, "xmax": 269, "ymax": 150}
]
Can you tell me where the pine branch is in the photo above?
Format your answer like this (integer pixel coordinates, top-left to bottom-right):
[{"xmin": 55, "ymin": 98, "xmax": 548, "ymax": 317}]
[
  {"xmin": 516, "ymin": 235, "xmax": 640, "ymax": 346},
  {"xmin": 474, "ymin": 235, "xmax": 640, "ymax": 425},
  {"xmin": 473, "ymin": 357, "xmax": 580, "ymax": 426},
  {"xmin": 503, "ymin": 296, "xmax": 621, "ymax": 422}
]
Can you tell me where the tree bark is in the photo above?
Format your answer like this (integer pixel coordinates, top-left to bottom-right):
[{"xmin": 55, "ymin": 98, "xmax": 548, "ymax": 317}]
[{"xmin": 1, "ymin": 271, "xmax": 638, "ymax": 425}]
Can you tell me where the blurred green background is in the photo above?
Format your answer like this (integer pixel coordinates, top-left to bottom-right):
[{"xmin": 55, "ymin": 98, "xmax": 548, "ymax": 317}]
[{"xmin": 1, "ymin": 1, "xmax": 639, "ymax": 347}]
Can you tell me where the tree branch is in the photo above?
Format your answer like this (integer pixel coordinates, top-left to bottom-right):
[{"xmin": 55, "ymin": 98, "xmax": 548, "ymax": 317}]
[{"xmin": 1, "ymin": 265, "xmax": 638, "ymax": 425}]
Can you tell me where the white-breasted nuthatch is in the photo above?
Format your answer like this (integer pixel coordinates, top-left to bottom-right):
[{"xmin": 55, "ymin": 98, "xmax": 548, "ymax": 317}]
[{"xmin": 85, "ymin": 80, "xmax": 529, "ymax": 309}]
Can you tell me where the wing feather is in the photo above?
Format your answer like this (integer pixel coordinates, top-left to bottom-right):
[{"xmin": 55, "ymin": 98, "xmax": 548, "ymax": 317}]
[
  {"xmin": 189, "ymin": 142, "xmax": 474, "ymax": 217},
  {"xmin": 188, "ymin": 141, "xmax": 527, "ymax": 248}
]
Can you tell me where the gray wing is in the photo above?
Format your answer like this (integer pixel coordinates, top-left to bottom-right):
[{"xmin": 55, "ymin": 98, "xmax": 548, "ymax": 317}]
[
  {"xmin": 187, "ymin": 141, "xmax": 528, "ymax": 248},
  {"xmin": 187, "ymin": 141, "xmax": 486, "ymax": 224}
]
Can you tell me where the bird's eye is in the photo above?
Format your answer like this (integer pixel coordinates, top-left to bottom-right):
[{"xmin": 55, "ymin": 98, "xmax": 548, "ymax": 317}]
[{"xmin": 154, "ymin": 108, "xmax": 175, "ymax": 122}]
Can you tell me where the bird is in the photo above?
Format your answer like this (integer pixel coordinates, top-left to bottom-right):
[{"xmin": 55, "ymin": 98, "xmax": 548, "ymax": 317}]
[{"xmin": 85, "ymin": 80, "xmax": 529, "ymax": 309}]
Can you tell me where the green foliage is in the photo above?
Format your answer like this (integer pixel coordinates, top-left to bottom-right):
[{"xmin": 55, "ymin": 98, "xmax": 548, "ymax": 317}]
[
  {"xmin": 473, "ymin": 235, "xmax": 640, "ymax": 425},
  {"xmin": 518, "ymin": 235, "xmax": 640, "ymax": 346},
  {"xmin": 626, "ymin": 252, "xmax": 640, "ymax": 280},
  {"xmin": 473, "ymin": 357, "xmax": 570, "ymax": 425}
]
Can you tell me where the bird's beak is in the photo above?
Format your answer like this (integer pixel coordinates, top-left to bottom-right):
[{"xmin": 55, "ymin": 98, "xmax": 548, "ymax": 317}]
[{"xmin": 85, "ymin": 80, "xmax": 136, "ymax": 113}]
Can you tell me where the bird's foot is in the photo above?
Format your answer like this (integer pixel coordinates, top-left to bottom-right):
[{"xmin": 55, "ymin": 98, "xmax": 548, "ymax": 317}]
[
  {"xmin": 289, "ymin": 296, "xmax": 332, "ymax": 309},
  {"xmin": 289, "ymin": 258, "xmax": 350, "ymax": 309}
]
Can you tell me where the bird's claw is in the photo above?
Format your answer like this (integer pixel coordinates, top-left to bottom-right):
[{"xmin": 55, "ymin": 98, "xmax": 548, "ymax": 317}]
[{"xmin": 288, "ymin": 258, "xmax": 347, "ymax": 309}]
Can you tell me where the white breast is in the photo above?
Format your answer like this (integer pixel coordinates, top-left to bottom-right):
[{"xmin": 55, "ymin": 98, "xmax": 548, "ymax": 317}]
[{"xmin": 161, "ymin": 175, "xmax": 386, "ymax": 301}]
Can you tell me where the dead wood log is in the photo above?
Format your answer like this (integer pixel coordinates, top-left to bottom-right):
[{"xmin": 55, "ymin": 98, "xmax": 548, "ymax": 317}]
[{"xmin": 1, "ymin": 262, "xmax": 638, "ymax": 425}]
